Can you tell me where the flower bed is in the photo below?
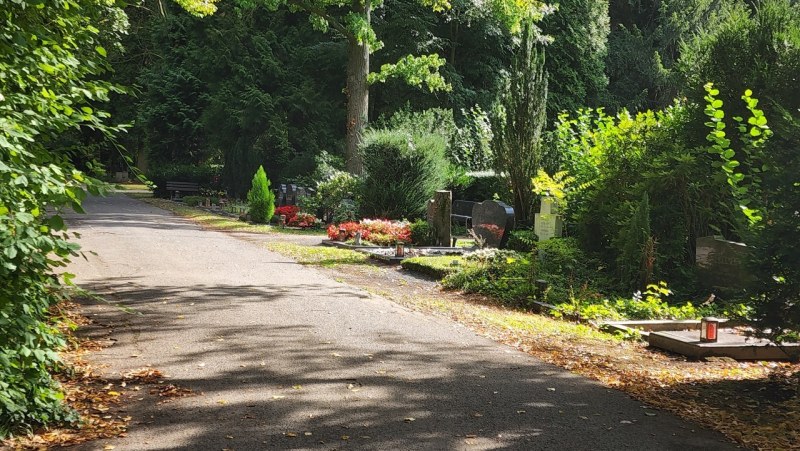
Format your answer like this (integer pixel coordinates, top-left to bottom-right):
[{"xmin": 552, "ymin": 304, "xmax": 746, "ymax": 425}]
[
  {"xmin": 275, "ymin": 205, "xmax": 301, "ymax": 222},
  {"xmin": 327, "ymin": 219, "xmax": 411, "ymax": 246},
  {"xmin": 288, "ymin": 212, "xmax": 319, "ymax": 228}
]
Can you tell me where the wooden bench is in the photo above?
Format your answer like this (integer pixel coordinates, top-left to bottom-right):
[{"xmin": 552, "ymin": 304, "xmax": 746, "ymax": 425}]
[
  {"xmin": 165, "ymin": 181, "xmax": 200, "ymax": 200},
  {"xmin": 451, "ymin": 200, "xmax": 477, "ymax": 229}
]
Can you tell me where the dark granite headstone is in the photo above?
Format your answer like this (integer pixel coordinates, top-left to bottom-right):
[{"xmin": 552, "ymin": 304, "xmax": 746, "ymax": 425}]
[
  {"xmin": 471, "ymin": 201, "xmax": 514, "ymax": 248},
  {"xmin": 696, "ymin": 236, "xmax": 755, "ymax": 292},
  {"xmin": 288, "ymin": 184, "xmax": 297, "ymax": 205},
  {"xmin": 297, "ymin": 186, "xmax": 307, "ymax": 202},
  {"xmin": 279, "ymin": 184, "xmax": 287, "ymax": 206}
]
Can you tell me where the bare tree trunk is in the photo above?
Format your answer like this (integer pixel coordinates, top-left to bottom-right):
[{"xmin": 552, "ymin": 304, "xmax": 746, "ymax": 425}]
[{"xmin": 344, "ymin": 1, "xmax": 370, "ymax": 174}]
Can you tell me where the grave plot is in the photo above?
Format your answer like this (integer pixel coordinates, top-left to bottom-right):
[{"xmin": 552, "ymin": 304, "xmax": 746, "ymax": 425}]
[{"xmin": 603, "ymin": 319, "xmax": 800, "ymax": 360}]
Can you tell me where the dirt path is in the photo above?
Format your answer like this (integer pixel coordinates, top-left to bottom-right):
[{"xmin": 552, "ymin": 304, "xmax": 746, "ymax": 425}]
[{"xmin": 64, "ymin": 194, "xmax": 738, "ymax": 450}]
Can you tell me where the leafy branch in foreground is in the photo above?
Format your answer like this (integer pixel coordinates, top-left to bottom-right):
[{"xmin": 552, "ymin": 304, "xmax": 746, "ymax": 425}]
[{"xmin": 1, "ymin": 0, "xmax": 127, "ymax": 436}]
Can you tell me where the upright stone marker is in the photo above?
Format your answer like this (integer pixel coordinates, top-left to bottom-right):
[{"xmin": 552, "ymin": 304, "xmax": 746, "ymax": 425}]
[
  {"xmin": 696, "ymin": 236, "xmax": 755, "ymax": 292},
  {"xmin": 287, "ymin": 184, "xmax": 297, "ymax": 206},
  {"xmin": 534, "ymin": 197, "xmax": 564, "ymax": 241},
  {"xmin": 472, "ymin": 201, "xmax": 515, "ymax": 248},
  {"xmin": 278, "ymin": 184, "xmax": 287, "ymax": 206},
  {"xmin": 426, "ymin": 190, "xmax": 452, "ymax": 246}
]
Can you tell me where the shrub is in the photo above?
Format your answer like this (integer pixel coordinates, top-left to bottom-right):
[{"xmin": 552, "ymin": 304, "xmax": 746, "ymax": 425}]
[
  {"xmin": 275, "ymin": 205, "xmax": 300, "ymax": 222},
  {"xmin": 448, "ymin": 170, "xmax": 510, "ymax": 203},
  {"xmin": 443, "ymin": 250, "xmax": 534, "ymax": 304},
  {"xmin": 331, "ymin": 199, "xmax": 359, "ymax": 224},
  {"xmin": 507, "ymin": 230, "xmax": 538, "ymax": 252},
  {"xmin": 182, "ymin": 195, "xmax": 205, "ymax": 207},
  {"xmin": 409, "ymin": 219, "xmax": 434, "ymax": 246},
  {"xmin": 314, "ymin": 171, "xmax": 359, "ymax": 223},
  {"xmin": 247, "ymin": 166, "xmax": 275, "ymax": 224},
  {"xmin": 359, "ymin": 129, "xmax": 448, "ymax": 219},
  {"xmin": 288, "ymin": 213, "xmax": 319, "ymax": 228}
]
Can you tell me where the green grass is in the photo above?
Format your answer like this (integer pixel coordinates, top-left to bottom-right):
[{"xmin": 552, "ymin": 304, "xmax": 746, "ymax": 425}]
[
  {"xmin": 266, "ymin": 242, "xmax": 370, "ymax": 267},
  {"xmin": 114, "ymin": 183, "xmax": 150, "ymax": 191},
  {"xmin": 401, "ymin": 256, "xmax": 468, "ymax": 279},
  {"xmin": 137, "ymin": 197, "xmax": 326, "ymax": 236}
]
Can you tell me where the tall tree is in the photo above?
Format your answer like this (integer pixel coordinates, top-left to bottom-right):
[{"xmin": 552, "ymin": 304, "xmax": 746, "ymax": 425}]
[
  {"xmin": 176, "ymin": 0, "xmax": 548, "ymax": 173},
  {"xmin": 491, "ymin": 22, "xmax": 548, "ymax": 224}
]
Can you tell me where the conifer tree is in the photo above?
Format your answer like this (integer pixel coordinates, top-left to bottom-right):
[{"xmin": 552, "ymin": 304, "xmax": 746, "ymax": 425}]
[{"xmin": 248, "ymin": 166, "xmax": 276, "ymax": 224}]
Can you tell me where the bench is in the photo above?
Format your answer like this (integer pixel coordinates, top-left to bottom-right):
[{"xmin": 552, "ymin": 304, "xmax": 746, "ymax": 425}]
[
  {"xmin": 451, "ymin": 200, "xmax": 477, "ymax": 229},
  {"xmin": 165, "ymin": 181, "xmax": 200, "ymax": 200}
]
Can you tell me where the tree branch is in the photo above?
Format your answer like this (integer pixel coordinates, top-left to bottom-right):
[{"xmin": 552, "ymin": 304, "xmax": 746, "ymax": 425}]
[{"xmin": 286, "ymin": 0, "xmax": 351, "ymax": 38}]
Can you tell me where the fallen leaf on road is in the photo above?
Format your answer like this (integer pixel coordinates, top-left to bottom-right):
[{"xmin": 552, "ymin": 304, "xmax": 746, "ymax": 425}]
[
  {"xmin": 286, "ymin": 432, "xmax": 297, "ymax": 438},
  {"xmin": 404, "ymin": 417, "xmax": 415, "ymax": 423}
]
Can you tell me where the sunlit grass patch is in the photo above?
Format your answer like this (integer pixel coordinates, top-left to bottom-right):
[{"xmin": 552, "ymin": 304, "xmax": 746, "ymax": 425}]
[
  {"xmin": 266, "ymin": 242, "xmax": 370, "ymax": 267},
  {"xmin": 137, "ymin": 198, "xmax": 325, "ymax": 236}
]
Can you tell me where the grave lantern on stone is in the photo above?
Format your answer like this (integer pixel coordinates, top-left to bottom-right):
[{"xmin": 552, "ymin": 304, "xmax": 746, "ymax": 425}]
[{"xmin": 700, "ymin": 317, "xmax": 720, "ymax": 343}]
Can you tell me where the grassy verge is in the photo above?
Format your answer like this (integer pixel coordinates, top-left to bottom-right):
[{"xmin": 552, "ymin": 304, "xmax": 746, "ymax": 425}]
[
  {"xmin": 137, "ymin": 197, "xmax": 326, "ymax": 236},
  {"xmin": 113, "ymin": 183, "xmax": 150, "ymax": 191},
  {"xmin": 266, "ymin": 242, "xmax": 371, "ymax": 267}
]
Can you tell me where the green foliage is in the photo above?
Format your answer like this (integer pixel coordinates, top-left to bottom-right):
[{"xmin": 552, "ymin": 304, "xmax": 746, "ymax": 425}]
[
  {"xmin": 448, "ymin": 171, "xmax": 509, "ymax": 202},
  {"xmin": 556, "ymin": 282, "xmax": 701, "ymax": 321},
  {"xmin": 309, "ymin": 171, "xmax": 360, "ymax": 224},
  {"xmin": 247, "ymin": 166, "xmax": 276, "ymax": 224},
  {"xmin": 443, "ymin": 249, "xmax": 535, "ymax": 303},
  {"xmin": 443, "ymin": 239, "xmax": 607, "ymax": 306},
  {"xmin": 0, "ymin": 0, "xmax": 127, "ymax": 436},
  {"xmin": 703, "ymin": 84, "xmax": 772, "ymax": 229},
  {"xmin": 401, "ymin": 255, "xmax": 465, "ymax": 278},
  {"xmin": 750, "ymin": 111, "xmax": 800, "ymax": 340},
  {"xmin": 553, "ymin": 105, "xmax": 734, "ymax": 295},
  {"xmin": 615, "ymin": 192, "xmax": 655, "ymax": 292},
  {"xmin": 359, "ymin": 129, "xmax": 449, "ymax": 219},
  {"xmin": 182, "ymin": 196, "xmax": 206, "ymax": 207},
  {"xmin": 678, "ymin": 0, "xmax": 800, "ymax": 121},
  {"xmin": 368, "ymin": 54, "xmax": 452, "ymax": 92},
  {"xmin": 506, "ymin": 230, "xmax": 538, "ymax": 252},
  {"xmin": 449, "ymin": 106, "xmax": 494, "ymax": 171},
  {"xmin": 491, "ymin": 23, "xmax": 548, "ymax": 224},
  {"xmin": 541, "ymin": 0, "xmax": 609, "ymax": 117},
  {"xmin": 409, "ymin": 219, "xmax": 435, "ymax": 245}
]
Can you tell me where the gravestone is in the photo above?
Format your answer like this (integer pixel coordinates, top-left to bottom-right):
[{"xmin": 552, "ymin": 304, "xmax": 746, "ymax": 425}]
[
  {"xmin": 696, "ymin": 236, "xmax": 755, "ymax": 292},
  {"xmin": 471, "ymin": 200, "xmax": 515, "ymax": 248},
  {"xmin": 533, "ymin": 197, "xmax": 564, "ymax": 241},
  {"xmin": 297, "ymin": 186, "xmax": 307, "ymax": 203},
  {"xmin": 426, "ymin": 190, "xmax": 452, "ymax": 246},
  {"xmin": 278, "ymin": 184, "xmax": 287, "ymax": 206},
  {"xmin": 287, "ymin": 184, "xmax": 297, "ymax": 206}
]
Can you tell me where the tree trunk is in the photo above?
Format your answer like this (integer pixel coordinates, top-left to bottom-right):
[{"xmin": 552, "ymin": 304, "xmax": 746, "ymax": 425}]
[{"xmin": 344, "ymin": 1, "xmax": 370, "ymax": 174}]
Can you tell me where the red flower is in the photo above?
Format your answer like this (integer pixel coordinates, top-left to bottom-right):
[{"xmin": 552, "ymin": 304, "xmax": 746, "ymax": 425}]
[{"xmin": 275, "ymin": 205, "xmax": 300, "ymax": 222}]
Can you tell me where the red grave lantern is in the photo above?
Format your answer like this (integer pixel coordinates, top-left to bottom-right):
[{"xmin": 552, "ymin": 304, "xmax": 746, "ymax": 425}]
[{"xmin": 700, "ymin": 317, "xmax": 720, "ymax": 343}]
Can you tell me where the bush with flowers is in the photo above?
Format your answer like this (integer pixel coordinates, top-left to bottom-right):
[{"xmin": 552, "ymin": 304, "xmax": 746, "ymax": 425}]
[
  {"xmin": 288, "ymin": 212, "xmax": 319, "ymax": 228},
  {"xmin": 327, "ymin": 219, "xmax": 411, "ymax": 245},
  {"xmin": 274, "ymin": 205, "xmax": 300, "ymax": 222}
]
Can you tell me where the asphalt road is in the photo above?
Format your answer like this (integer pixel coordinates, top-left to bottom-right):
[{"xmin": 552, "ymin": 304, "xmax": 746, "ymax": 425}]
[{"xmin": 65, "ymin": 194, "xmax": 739, "ymax": 450}]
